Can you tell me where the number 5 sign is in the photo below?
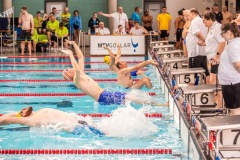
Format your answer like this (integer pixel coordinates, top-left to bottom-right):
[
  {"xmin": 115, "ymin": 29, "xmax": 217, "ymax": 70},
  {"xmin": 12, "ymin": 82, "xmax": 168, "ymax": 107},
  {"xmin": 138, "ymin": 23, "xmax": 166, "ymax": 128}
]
[
  {"xmin": 194, "ymin": 92, "xmax": 215, "ymax": 106},
  {"xmin": 179, "ymin": 74, "xmax": 195, "ymax": 84}
]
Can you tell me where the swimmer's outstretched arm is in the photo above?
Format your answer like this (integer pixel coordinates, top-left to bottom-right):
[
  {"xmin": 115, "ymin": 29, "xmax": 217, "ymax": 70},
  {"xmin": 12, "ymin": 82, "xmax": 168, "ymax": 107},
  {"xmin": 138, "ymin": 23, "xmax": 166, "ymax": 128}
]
[
  {"xmin": 0, "ymin": 116, "xmax": 35, "ymax": 126},
  {"xmin": 119, "ymin": 60, "xmax": 159, "ymax": 74},
  {"xmin": 103, "ymin": 46, "xmax": 118, "ymax": 72},
  {"xmin": 61, "ymin": 50, "xmax": 81, "ymax": 77},
  {"xmin": 66, "ymin": 40, "xmax": 84, "ymax": 71},
  {"xmin": 115, "ymin": 42, "xmax": 121, "ymax": 62},
  {"xmin": 103, "ymin": 46, "xmax": 115, "ymax": 59},
  {"xmin": 0, "ymin": 112, "xmax": 18, "ymax": 117}
]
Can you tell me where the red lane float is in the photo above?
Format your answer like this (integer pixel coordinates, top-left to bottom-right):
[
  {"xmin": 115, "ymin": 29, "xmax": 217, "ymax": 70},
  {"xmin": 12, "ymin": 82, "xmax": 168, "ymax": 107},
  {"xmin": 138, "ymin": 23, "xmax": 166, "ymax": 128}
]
[
  {"xmin": 0, "ymin": 79, "xmax": 139, "ymax": 82},
  {"xmin": 0, "ymin": 113, "xmax": 162, "ymax": 118},
  {"xmin": 0, "ymin": 92, "xmax": 156, "ymax": 97},
  {"xmin": 6, "ymin": 55, "xmax": 145, "ymax": 58},
  {"xmin": 0, "ymin": 149, "xmax": 172, "ymax": 155},
  {"xmin": 0, "ymin": 61, "xmax": 141, "ymax": 65},
  {"xmin": 0, "ymin": 69, "xmax": 108, "ymax": 72},
  {"xmin": 79, "ymin": 113, "xmax": 162, "ymax": 118},
  {"xmin": 0, "ymin": 68, "xmax": 147, "ymax": 72}
]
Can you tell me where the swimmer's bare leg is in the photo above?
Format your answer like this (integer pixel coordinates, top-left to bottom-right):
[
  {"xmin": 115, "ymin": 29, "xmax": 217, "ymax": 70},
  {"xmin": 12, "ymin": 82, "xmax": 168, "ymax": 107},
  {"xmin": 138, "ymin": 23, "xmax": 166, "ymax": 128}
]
[
  {"xmin": 125, "ymin": 94, "xmax": 168, "ymax": 107},
  {"xmin": 131, "ymin": 77, "xmax": 152, "ymax": 89},
  {"xmin": 66, "ymin": 40, "xmax": 84, "ymax": 71},
  {"xmin": 136, "ymin": 69, "xmax": 147, "ymax": 77}
]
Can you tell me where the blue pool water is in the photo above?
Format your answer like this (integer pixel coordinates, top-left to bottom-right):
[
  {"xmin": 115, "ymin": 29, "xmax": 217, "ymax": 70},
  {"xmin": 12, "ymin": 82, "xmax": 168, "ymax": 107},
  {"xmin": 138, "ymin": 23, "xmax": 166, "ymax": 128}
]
[{"xmin": 0, "ymin": 57, "xmax": 190, "ymax": 159}]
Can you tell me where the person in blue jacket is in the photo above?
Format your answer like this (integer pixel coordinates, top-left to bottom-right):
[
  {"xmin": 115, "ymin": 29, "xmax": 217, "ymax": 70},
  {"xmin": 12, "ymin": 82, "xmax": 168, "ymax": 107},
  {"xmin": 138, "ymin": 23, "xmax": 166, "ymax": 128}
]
[{"xmin": 69, "ymin": 10, "xmax": 82, "ymax": 44}]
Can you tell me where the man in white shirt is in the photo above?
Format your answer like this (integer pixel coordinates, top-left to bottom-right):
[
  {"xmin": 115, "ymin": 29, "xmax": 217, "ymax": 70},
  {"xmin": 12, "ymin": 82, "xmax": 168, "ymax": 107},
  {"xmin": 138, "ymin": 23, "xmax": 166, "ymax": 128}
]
[
  {"xmin": 186, "ymin": 8, "xmax": 209, "ymax": 83},
  {"xmin": 95, "ymin": 22, "xmax": 110, "ymax": 35},
  {"xmin": 98, "ymin": 6, "xmax": 129, "ymax": 32},
  {"xmin": 130, "ymin": 21, "xmax": 148, "ymax": 35}
]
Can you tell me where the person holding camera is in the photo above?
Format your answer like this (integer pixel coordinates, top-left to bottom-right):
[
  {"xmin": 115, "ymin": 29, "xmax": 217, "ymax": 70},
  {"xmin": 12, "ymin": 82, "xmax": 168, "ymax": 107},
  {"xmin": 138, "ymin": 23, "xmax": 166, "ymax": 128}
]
[
  {"xmin": 61, "ymin": 7, "xmax": 71, "ymax": 28},
  {"xmin": 88, "ymin": 12, "xmax": 100, "ymax": 35}
]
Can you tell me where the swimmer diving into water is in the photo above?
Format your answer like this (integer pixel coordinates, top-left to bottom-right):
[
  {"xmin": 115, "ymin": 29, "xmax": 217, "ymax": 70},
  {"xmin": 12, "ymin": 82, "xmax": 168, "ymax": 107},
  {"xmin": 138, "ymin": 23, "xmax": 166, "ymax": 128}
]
[
  {"xmin": 62, "ymin": 40, "xmax": 167, "ymax": 106},
  {"xmin": 0, "ymin": 106, "xmax": 104, "ymax": 136},
  {"xmin": 103, "ymin": 43, "xmax": 145, "ymax": 78}
]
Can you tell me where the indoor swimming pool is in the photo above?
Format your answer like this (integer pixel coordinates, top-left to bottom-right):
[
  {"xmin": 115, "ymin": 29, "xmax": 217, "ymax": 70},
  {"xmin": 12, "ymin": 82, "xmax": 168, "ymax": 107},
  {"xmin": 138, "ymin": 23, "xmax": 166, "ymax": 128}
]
[{"xmin": 0, "ymin": 57, "xmax": 190, "ymax": 159}]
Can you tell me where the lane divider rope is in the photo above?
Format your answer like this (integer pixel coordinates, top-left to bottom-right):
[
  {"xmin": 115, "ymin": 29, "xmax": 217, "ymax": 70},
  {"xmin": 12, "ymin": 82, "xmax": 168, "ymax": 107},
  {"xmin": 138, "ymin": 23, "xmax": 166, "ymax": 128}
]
[
  {"xmin": 0, "ymin": 92, "xmax": 156, "ymax": 97},
  {"xmin": 0, "ymin": 149, "xmax": 172, "ymax": 155},
  {"xmin": 0, "ymin": 69, "xmax": 147, "ymax": 72},
  {"xmin": 0, "ymin": 79, "xmax": 139, "ymax": 82},
  {"xmin": 0, "ymin": 113, "xmax": 162, "ymax": 118},
  {"xmin": 0, "ymin": 61, "xmax": 141, "ymax": 65},
  {"xmin": 6, "ymin": 55, "xmax": 145, "ymax": 58}
]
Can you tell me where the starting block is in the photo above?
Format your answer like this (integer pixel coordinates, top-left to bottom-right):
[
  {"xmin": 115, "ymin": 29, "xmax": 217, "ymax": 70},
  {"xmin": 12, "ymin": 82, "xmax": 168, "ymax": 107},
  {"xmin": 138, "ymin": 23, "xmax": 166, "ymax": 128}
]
[
  {"xmin": 163, "ymin": 57, "xmax": 188, "ymax": 71},
  {"xmin": 157, "ymin": 49, "xmax": 183, "ymax": 59},
  {"xmin": 150, "ymin": 40, "xmax": 168, "ymax": 47},
  {"xmin": 201, "ymin": 115, "xmax": 240, "ymax": 159},
  {"xmin": 170, "ymin": 68, "xmax": 205, "ymax": 87},
  {"xmin": 152, "ymin": 44, "xmax": 174, "ymax": 52}
]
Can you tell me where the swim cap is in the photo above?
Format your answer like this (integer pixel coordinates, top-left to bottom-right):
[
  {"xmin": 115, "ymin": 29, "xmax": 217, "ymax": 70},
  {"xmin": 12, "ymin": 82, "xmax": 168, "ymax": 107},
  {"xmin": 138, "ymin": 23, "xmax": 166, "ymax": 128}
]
[
  {"xmin": 103, "ymin": 56, "xmax": 110, "ymax": 64},
  {"xmin": 16, "ymin": 112, "xmax": 22, "ymax": 117}
]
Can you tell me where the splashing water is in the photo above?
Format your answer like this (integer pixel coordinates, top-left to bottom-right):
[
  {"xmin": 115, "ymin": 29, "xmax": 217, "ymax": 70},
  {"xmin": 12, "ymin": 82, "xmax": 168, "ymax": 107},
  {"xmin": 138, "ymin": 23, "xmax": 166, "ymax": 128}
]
[{"xmin": 96, "ymin": 105, "xmax": 158, "ymax": 138}]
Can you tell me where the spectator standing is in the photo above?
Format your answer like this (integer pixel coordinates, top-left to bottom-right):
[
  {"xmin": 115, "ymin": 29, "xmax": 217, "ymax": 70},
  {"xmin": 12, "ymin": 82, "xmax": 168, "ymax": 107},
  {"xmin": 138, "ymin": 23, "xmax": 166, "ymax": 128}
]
[
  {"xmin": 52, "ymin": 7, "xmax": 57, "ymax": 18},
  {"xmin": 212, "ymin": 3, "xmax": 223, "ymax": 23},
  {"xmin": 98, "ymin": 6, "xmax": 129, "ymax": 33},
  {"xmin": 174, "ymin": 10, "xmax": 185, "ymax": 49},
  {"xmin": 88, "ymin": 12, "xmax": 100, "ymax": 35},
  {"xmin": 203, "ymin": 7, "xmax": 211, "ymax": 16},
  {"xmin": 222, "ymin": 5, "xmax": 232, "ymax": 24},
  {"xmin": 131, "ymin": 7, "xmax": 141, "ymax": 25},
  {"xmin": 200, "ymin": 12, "xmax": 226, "ymax": 108},
  {"xmin": 142, "ymin": 10, "xmax": 153, "ymax": 31},
  {"xmin": 182, "ymin": 9, "xmax": 190, "ymax": 57},
  {"xmin": 218, "ymin": 22, "xmax": 240, "ymax": 115},
  {"xmin": 157, "ymin": 6, "xmax": 172, "ymax": 40},
  {"xmin": 61, "ymin": 7, "xmax": 71, "ymax": 28},
  {"xmin": 69, "ymin": 10, "xmax": 82, "ymax": 44},
  {"xmin": 18, "ymin": 6, "xmax": 34, "ymax": 56},
  {"xmin": 186, "ymin": 8, "xmax": 209, "ymax": 83}
]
